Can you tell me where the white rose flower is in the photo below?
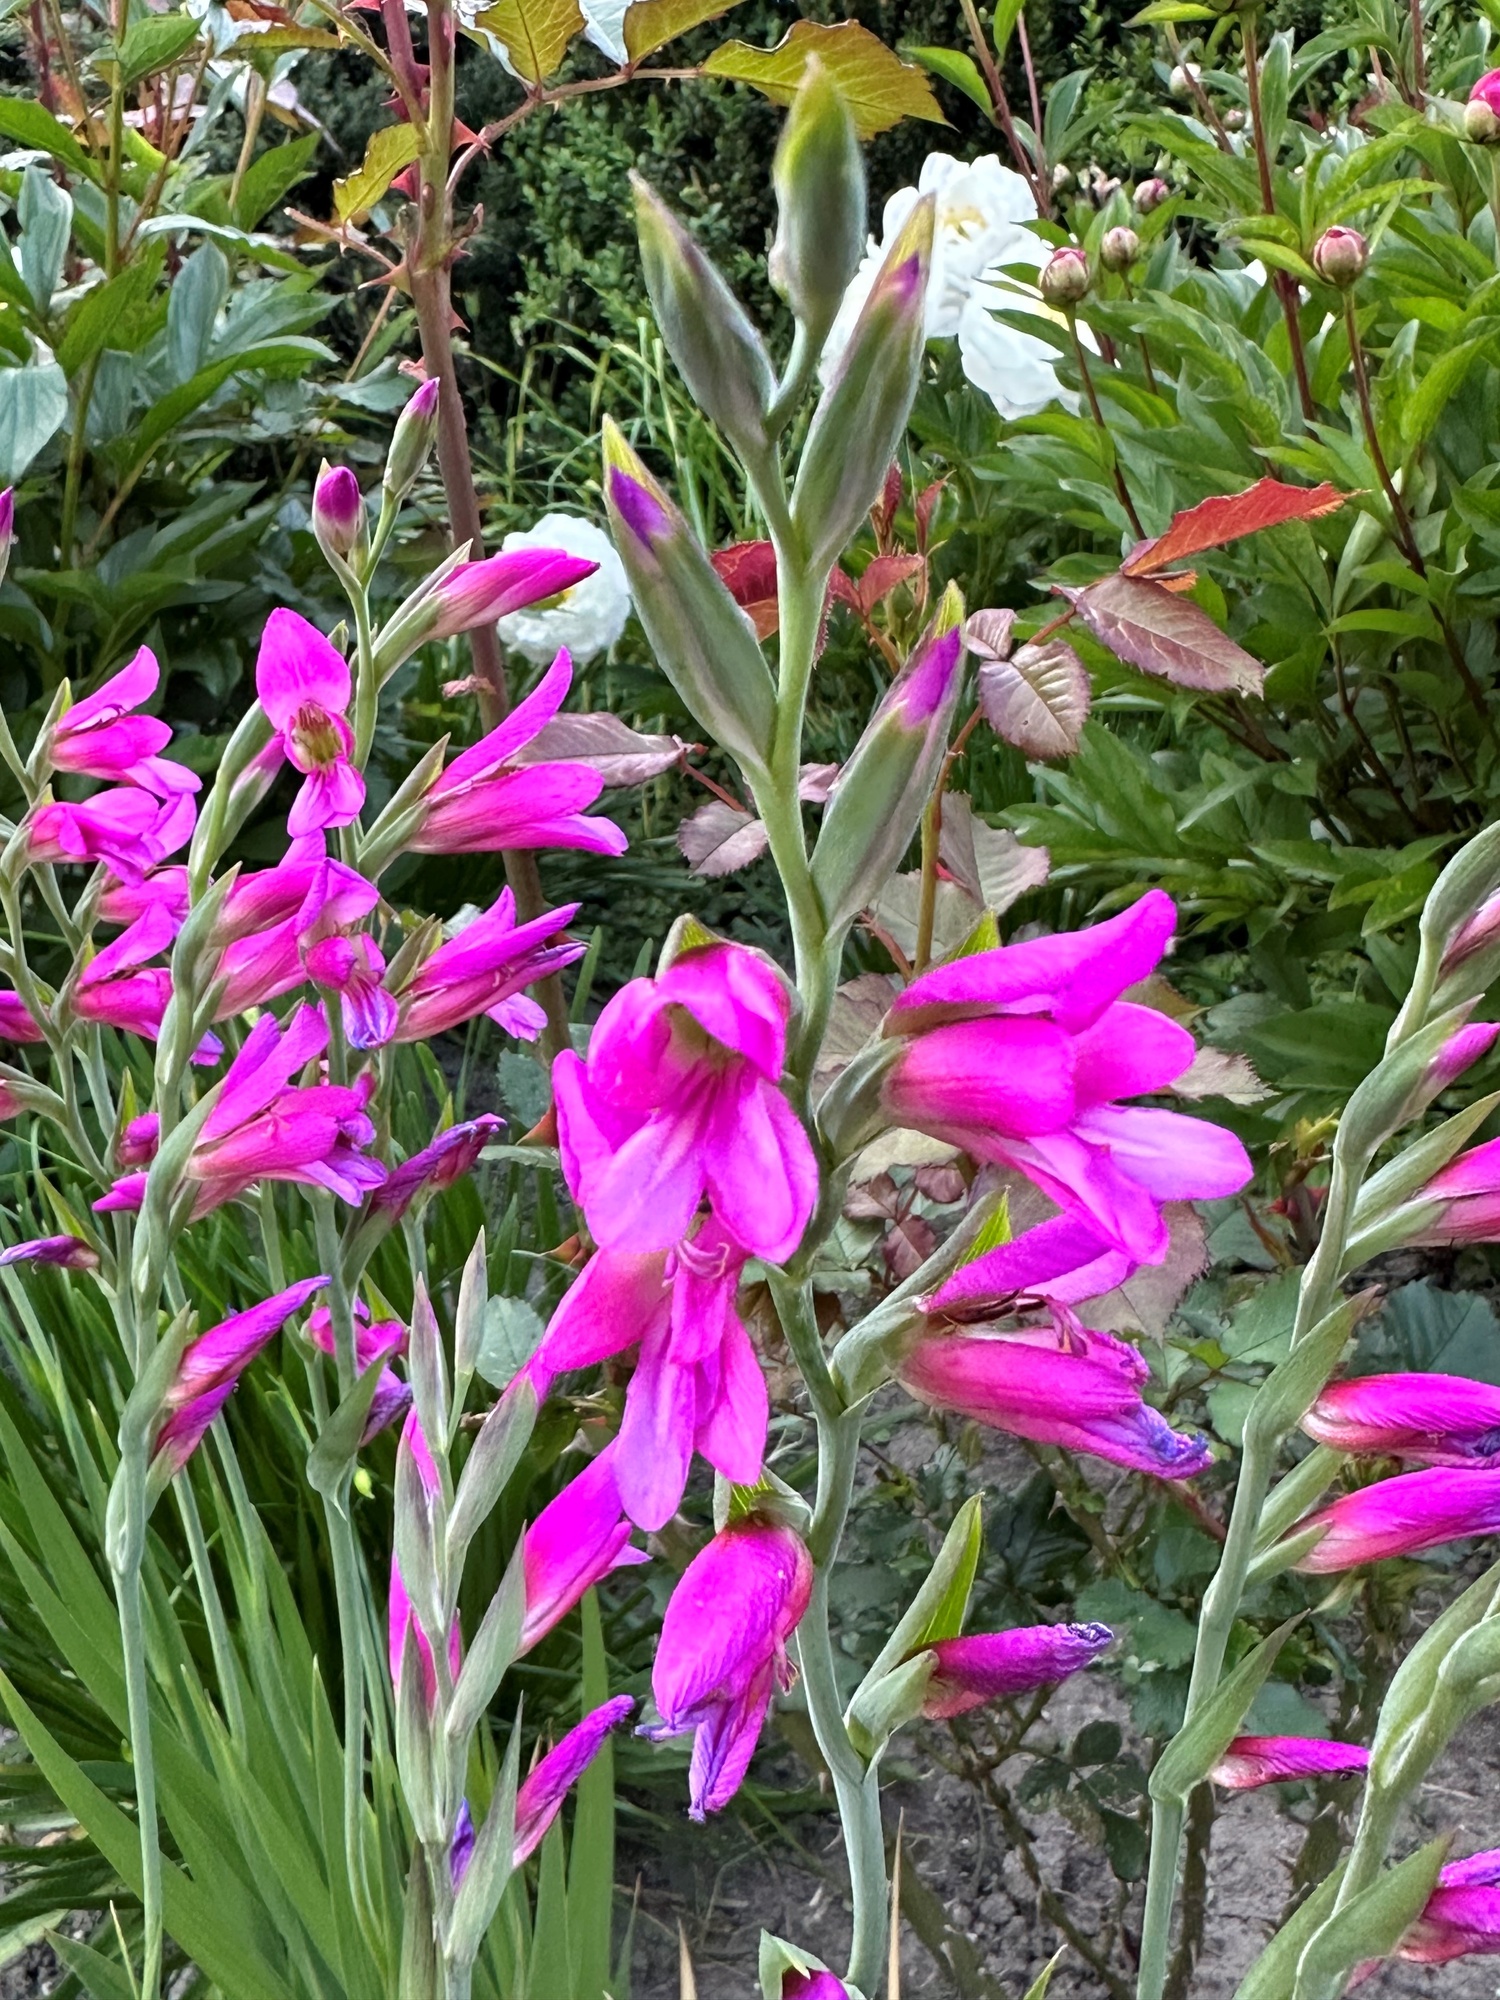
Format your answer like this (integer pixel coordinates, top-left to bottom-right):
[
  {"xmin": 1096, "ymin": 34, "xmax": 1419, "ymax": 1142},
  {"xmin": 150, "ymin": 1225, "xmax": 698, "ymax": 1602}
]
[
  {"xmin": 495, "ymin": 512, "xmax": 632, "ymax": 667},
  {"xmin": 820, "ymin": 151, "xmax": 1077, "ymax": 423}
]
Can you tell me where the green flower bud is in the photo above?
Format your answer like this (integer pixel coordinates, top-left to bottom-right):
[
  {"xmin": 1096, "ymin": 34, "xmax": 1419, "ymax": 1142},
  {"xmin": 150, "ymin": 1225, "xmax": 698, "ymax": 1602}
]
[
  {"xmin": 1311, "ymin": 225, "xmax": 1368, "ymax": 289},
  {"xmin": 1100, "ymin": 225, "xmax": 1140, "ymax": 272},
  {"xmin": 383, "ymin": 377, "xmax": 440, "ymax": 504},
  {"xmin": 631, "ymin": 173, "xmax": 775, "ymax": 460},
  {"xmin": 769, "ymin": 59, "xmax": 867, "ymax": 354}
]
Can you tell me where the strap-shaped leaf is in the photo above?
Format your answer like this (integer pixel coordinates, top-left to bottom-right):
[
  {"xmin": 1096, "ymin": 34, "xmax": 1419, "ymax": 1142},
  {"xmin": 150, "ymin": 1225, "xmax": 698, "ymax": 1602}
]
[
  {"xmin": 849, "ymin": 1493, "xmax": 982, "ymax": 1706},
  {"xmin": 1233, "ymin": 1862, "xmax": 1346, "ymax": 2000},
  {"xmin": 1149, "ymin": 1616, "xmax": 1301, "ymax": 1803},
  {"xmin": 1242, "ymin": 1293, "xmax": 1368, "ymax": 1449}
]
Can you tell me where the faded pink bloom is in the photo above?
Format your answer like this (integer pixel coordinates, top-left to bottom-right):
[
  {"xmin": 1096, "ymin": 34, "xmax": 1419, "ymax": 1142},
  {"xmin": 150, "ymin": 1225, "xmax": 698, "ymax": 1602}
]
[
  {"xmin": 1290, "ymin": 1467, "xmax": 1500, "ymax": 1572},
  {"xmin": 644, "ymin": 1519, "xmax": 813, "ymax": 1819},
  {"xmin": 405, "ymin": 650, "xmax": 627, "ymax": 860},
  {"xmin": 520, "ymin": 1442, "xmax": 646, "ymax": 1651},
  {"xmin": 884, "ymin": 893, "xmax": 1251, "ymax": 1272},
  {"xmin": 555, "ymin": 941, "xmax": 817, "ymax": 1262},
  {"xmin": 390, "ymin": 890, "xmax": 583, "ymax": 1043},
  {"xmin": 27, "ymin": 788, "xmax": 195, "ymax": 883},
  {"xmin": 367, "ymin": 1114, "xmax": 502, "ymax": 1220},
  {"xmin": 510, "ymin": 1696, "xmax": 636, "ymax": 1867},
  {"xmin": 922, "ymin": 1624, "xmax": 1113, "ymax": 1718},
  {"xmin": 1393, "ymin": 1850, "xmax": 1500, "ymax": 1966},
  {"xmin": 1302, "ymin": 1374, "xmax": 1500, "ymax": 1467},
  {"xmin": 1208, "ymin": 1735, "xmax": 1369, "ymax": 1790},
  {"xmin": 529, "ymin": 1217, "xmax": 767, "ymax": 1532},
  {"xmin": 899, "ymin": 1315, "xmax": 1211, "ymax": 1479},
  {"xmin": 49, "ymin": 648, "xmax": 199, "ymax": 798},
  {"xmin": 153, "ymin": 1276, "xmax": 327, "ymax": 1475},
  {"xmin": 94, "ymin": 1005, "xmax": 383, "ymax": 1216},
  {"xmin": 255, "ymin": 609, "xmax": 365, "ymax": 837},
  {"xmin": 71, "ymin": 904, "xmax": 221, "ymax": 1061}
]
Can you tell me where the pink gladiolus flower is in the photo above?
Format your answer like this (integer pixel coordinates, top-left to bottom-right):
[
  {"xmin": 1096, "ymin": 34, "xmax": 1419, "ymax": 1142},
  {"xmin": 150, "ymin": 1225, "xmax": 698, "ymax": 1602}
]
[
  {"xmin": 304, "ymin": 933, "xmax": 397, "ymax": 1049},
  {"xmin": 1208, "ymin": 1735, "xmax": 1370, "ymax": 1790},
  {"xmin": 48, "ymin": 648, "xmax": 199, "ymax": 797},
  {"xmin": 389, "ymin": 1410, "xmax": 461, "ymax": 1707},
  {"xmin": 367, "ymin": 1115, "xmax": 503, "ymax": 1220},
  {"xmin": 1302, "ymin": 1374, "xmax": 1500, "ymax": 1467},
  {"xmin": 255, "ymin": 609, "xmax": 365, "ymax": 837},
  {"xmin": 931, "ymin": 1212, "xmax": 1135, "ymax": 1317},
  {"xmin": 899, "ymin": 1317, "xmax": 1211, "ymax": 1479},
  {"xmin": 520, "ymin": 1442, "xmax": 647, "ymax": 1651},
  {"xmin": 98, "ymin": 866, "xmax": 190, "ymax": 930},
  {"xmin": 94, "ymin": 1005, "xmax": 384, "ymax": 1216},
  {"xmin": 71, "ymin": 904, "xmax": 221, "ymax": 1061},
  {"xmin": 389, "ymin": 890, "xmax": 583, "ymax": 1044},
  {"xmin": 27, "ymin": 788, "xmax": 195, "ymax": 883},
  {"xmin": 422, "ymin": 550, "xmax": 599, "ymax": 649},
  {"xmin": 405, "ymin": 650, "xmax": 627, "ymax": 860},
  {"xmin": 644, "ymin": 1519, "xmax": 813, "ymax": 1819},
  {"xmin": 153, "ymin": 1275, "xmax": 327, "ymax": 1474},
  {"xmin": 0, "ymin": 1235, "xmax": 99, "ymax": 1270},
  {"xmin": 529, "ymin": 1217, "xmax": 767, "ymax": 1531},
  {"xmin": 307, "ymin": 1298, "xmax": 409, "ymax": 1441},
  {"xmin": 117, "ymin": 1112, "xmax": 159, "ymax": 1167},
  {"xmin": 1406, "ymin": 1136, "xmax": 1500, "ymax": 1245},
  {"xmin": 0, "ymin": 991, "xmax": 45, "ymax": 1043},
  {"xmin": 1290, "ymin": 1467, "xmax": 1500, "ymax": 1572},
  {"xmin": 510, "ymin": 1695, "xmax": 636, "ymax": 1867},
  {"xmin": 1394, "ymin": 1850, "xmax": 1500, "ymax": 1966},
  {"xmin": 921, "ymin": 1623, "xmax": 1114, "ymax": 1718},
  {"xmin": 784, "ymin": 1974, "xmax": 849, "ymax": 2000},
  {"xmin": 883, "ymin": 893, "xmax": 1252, "ymax": 1271},
  {"xmin": 555, "ymin": 941, "xmax": 817, "ymax": 1262},
  {"xmin": 213, "ymin": 845, "xmax": 380, "ymax": 1022}
]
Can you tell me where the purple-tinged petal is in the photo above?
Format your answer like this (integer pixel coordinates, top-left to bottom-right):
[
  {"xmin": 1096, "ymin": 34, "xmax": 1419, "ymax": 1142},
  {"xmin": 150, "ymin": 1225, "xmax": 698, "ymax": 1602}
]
[
  {"xmin": 513, "ymin": 1695, "xmax": 635, "ymax": 1863},
  {"xmin": 922, "ymin": 1623, "xmax": 1113, "ymax": 1718},
  {"xmin": 1303, "ymin": 1374, "xmax": 1500, "ymax": 1466},
  {"xmin": 1208, "ymin": 1735, "xmax": 1370, "ymax": 1790}
]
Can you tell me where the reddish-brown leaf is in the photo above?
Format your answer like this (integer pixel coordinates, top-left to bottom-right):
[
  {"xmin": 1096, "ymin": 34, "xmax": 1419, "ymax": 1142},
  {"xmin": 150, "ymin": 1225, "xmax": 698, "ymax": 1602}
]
[
  {"xmin": 871, "ymin": 461, "xmax": 903, "ymax": 547},
  {"xmin": 915, "ymin": 477, "xmax": 947, "ymax": 552},
  {"xmin": 914, "ymin": 1163, "xmax": 967, "ymax": 1205},
  {"xmin": 677, "ymin": 799, "xmax": 770, "ymax": 877},
  {"xmin": 965, "ymin": 607, "xmax": 1017, "ymax": 664},
  {"xmin": 711, "ymin": 540, "xmax": 780, "ymax": 639},
  {"xmin": 797, "ymin": 761, "xmax": 840, "ymax": 804},
  {"xmin": 1061, "ymin": 575, "xmax": 1265, "ymax": 696},
  {"xmin": 521, "ymin": 712, "xmax": 686, "ymax": 786},
  {"xmin": 1121, "ymin": 478, "xmax": 1345, "ymax": 577},
  {"xmin": 938, "ymin": 794, "xmax": 1051, "ymax": 913},
  {"xmin": 856, "ymin": 553, "xmax": 924, "ymax": 617},
  {"xmin": 884, "ymin": 1210, "xmax": 938, "ymax": 1281},
  {"xmin": 977, "ymin": 638, "xmax": 1090, "ymax": 759}
]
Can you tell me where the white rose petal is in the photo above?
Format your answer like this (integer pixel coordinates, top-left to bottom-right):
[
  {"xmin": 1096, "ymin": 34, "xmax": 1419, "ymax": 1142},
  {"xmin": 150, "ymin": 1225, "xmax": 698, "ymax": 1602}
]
[{"xmin": 495, "ymin": 511, "xmax": 632, "ymax": 667}]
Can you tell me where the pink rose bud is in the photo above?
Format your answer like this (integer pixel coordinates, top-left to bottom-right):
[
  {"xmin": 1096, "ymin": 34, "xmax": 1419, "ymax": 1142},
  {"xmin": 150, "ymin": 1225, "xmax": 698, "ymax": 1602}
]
[
  {"xmin": 312, "ymin": 463, "xmax": 366, "ymax": 566},
  {"xmin": 1100, "ymin": 225, "xmax": 1140, "ymax": 272},
  {"xmin": 1467, "ymin": 70, "xmax": 1500, "ymax": 142},
  {"xmin": 1208, "ymin": 1736, "xmax": 1370, "ymax": 1791},
  {"xmin": 1134, "ymin": 176, "xmax": 1170, "ymax": 212},
  {"xmin": 1311, "ymin": 226, "xmax": 1369, "ymax": 288},
  {"xmin": 1040, "ymin": 246, "xmax": 1091, "ymax": 306}
]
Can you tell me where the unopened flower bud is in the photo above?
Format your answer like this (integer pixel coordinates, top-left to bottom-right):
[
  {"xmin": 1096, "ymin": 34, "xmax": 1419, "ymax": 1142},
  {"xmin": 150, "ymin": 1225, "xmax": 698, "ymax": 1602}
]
[
  {"xmin": 1100, "ymin": 225, "xmax": 1140, "ymax": 272},
  {"xmin": 312, "ymin": 463, "xmax": 367, "ymax": 569},
  {"xmin": 1468, "ymin": 70, "xmax": 1500, "ymax": 143},
  {"xmin": 1040, "ymin": 246, "xmax": 1091, "ymax": 306},
  {"xmin": 769, "ymin": 59, "xmax": 866, "ymax": 354},
  {"xmin": 1223, "ymin": 106, "xmax": 1245, "ymax": 129},
  {"xmin": 384, "ymin": 377, "xmax": 440, "ymax": 502},
  {"xmin": 1169, "ymin": 60, "xmax": 1201, "ymax": 96},
  {"xmin": 1135, "ymin": 176, "xmax": 1170, "ymax": 211},
  {"xmin": 0, "ymin": 487, "xmax": 14, "ymax": 591},
  {"xmin": 1312, "ymin": 225, "xmax": 1369, "ymax": 289}
]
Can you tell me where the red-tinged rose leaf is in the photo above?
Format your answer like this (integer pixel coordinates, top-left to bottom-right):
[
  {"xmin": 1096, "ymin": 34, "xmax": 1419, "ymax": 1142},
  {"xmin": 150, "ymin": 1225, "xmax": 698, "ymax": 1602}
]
[
  {"xmin": 884, "ymin": 1210, "xmax": 938, "ymax": 1281},
  {"xmin": 872, "ymin": 461, "xmax": 903, "ymax": 544},
  {"xmin": 827, "ymin": 567, "xmax": 861, "ymax": 609},
  {"xmin": 1120, "ymin": 478, "xmax": 1346, "ymax": 577},
  {"xmin": 711, "ymin": 539, "xmax": 780, "ymax": 638},
  {"xmin": 856, "ymin": 553, "xmax": 925, "ymax": 617},
  {"xmin": 520, "ymin": 712, "xmax": 687, "ymax": 786},
  {"xmin": 966, "ymin": 607, "xmax": 1017, "ymax": 662},
  {"xmin": 1171, "ymin": 1046, "xmax": 1272, "ymax": 1105},
  {"xmin": 916, "ymin": 477, "xmax": 947, "ymax": 551},
  {"xmin": 813, "ymin": 971, "xmax": 899, "ymax": 1092},
  {"xmin": 977, "ymin": 638, "xmax": 1090, "ymax": 759},
  {"xmin": 1061, "ymin": 575, "xmax": 1265, "ymax": 696},
  {"xmin": 939, "ymin": 794, "xmax": 1051, "ymax": 915},
  {"xmin": 798, "ymin": 761, "xmax": 840, "ymax": 804},
  {"xmin": 1156, "ymin": 570, "xmax": 1198, "ymax": 594},
  {"xmin": 914, "ymin": 1163, "xmax": 967, "ymax": 1205},
  {"xmin": 845, "ymin": 1172, "xmax": 901, "ymax": 1221},
  {"xmin": 677, "ymin": 799, "xmax": 770, "ymax": 877}
]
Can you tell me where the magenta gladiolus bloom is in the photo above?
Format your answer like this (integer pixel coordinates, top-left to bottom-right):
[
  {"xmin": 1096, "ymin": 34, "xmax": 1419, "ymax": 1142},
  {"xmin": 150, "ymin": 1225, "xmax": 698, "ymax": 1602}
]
[
  {"xmin": 512, "ymin": 1695, "xmax": 636, "ymax": 1865},
  {"xmin": 255, "ymin": 609, "xmax": 365, "ymax": 837},
  {"xmin": 406, "ymin": 650, "xmax": 627, "ymax": 860},
  {"xmin": 0, "ymin": 1235, "xmax": 99, "ymax": 1270},
  {"xmin": 428, "ymin": 550, "xmax": 598, "ymax": 646},
  {"xmin": 1302, "ymin": 1374, "xmax": 1500, "ymax": 1467},
  {"xmin": 1291, "ymin": 1466, "xmax": 1500, "ymax": 1572},
  {"xmin": 901, "ymin": 1317, "xmax": 1210, "ymax": 1478},
  {"xmin": 27, "ymin": 788, "xmax": 195, "ymax": 883},
  {"xmin": 152, "ymin": 1276, "xmax": 327, "ymax": 1474},
  {"xmin": 368, "ymin": 1114, "xmax": 503, "ymax": 1220},
  {"xmin": 922, "ymin": 1623, "xmax": 1114, "ymax": 1718},
  {"xmin": 307, "ymin": 1298, "xmax": 409, "ymax": 1440},
  {"xmin": 644, "ymin": 1519, "xmax": 813, "ymax": 1819},
  {"xmin": 49, "ymin": 648, "xmax": 199, "ymax": 798},
  {"xmin": 530, "ymin": 1221, "xmax": 767, "ymax": 1530},
  {"xmin": 94, "ymin": 1005, "xmax": 384, "ymax": 1216},
  {"xmin": 391, "ymin": 890, "xmax": 584, "ymax": 1043},
  {"xmin": 521, "ymin": 1443, "xmax": 647, "ymax": 1651},
  {"xmin": 883, "ymin": 893, "xmax": 1251, "ymax": 1271},
  {"xmin": 555, "ymin": 941, "xmax": 817, "ymax": 1262},
  {"xmin": 783, "ymin": 1973, "xmax": 849, "ymax": 2000},
  {"xmin": 931, "ymin": 1211, "xmax": 1135, "ymax": 1317},
  {"xmin": 117, "ymin": 1113, "xmax": 159, "ymax": 1167},
  {"xmin": 0, "ymin": 991, "xmax": 45, "ymax": 1044},
  {"xmin": 1407, "ymin": 1137, "xmax": 1500, "ymax": 1245},
  {"xmin": 1208, "ymin": 1735, "xmax": 1370, "ymax": 1790},
  {"xmin": 72, "ymin": 904, "xmax": 221, "ymax": 1061},
  {"xmin": 98, "ymin": 866, "xmax": 190, "ymax": 930},
  {"xmin": 1395, "ymin": 1850, "xmax": 1500, "ymax": 1966},
  {"xmin": 214, "ymin": 846, "xmax": 380, "ymax": 1022}
]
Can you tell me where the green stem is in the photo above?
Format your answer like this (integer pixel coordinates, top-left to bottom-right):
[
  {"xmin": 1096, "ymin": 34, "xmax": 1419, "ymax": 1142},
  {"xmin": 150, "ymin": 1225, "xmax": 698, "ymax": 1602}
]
[
  {"xmin": 173, "ymin": 1474, "xmax": 246, "ymax": 1740},
  {"xmin": 113, "ymin": 1469, "xmax": 162, "ymax": 2000},
  {"xmin": 351, "ymin": 584, "xmax": 378, "ymax": 771}
]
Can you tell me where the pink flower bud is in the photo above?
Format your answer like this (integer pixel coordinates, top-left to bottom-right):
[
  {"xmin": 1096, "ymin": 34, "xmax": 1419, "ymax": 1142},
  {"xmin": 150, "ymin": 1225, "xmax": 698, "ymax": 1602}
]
[
  {"xmin": 1040, "ymin": 246, "xmax": 1091, "ymax": 306},
  {"xmin": 384, "ymin": 377, "xmax": 440, "ymax": 500},
  {"xmin": 1208, "ymin": 1736, "xmax": 1369, "ymax": 1791},
  {"xmin": 1467, "ymin": 70, "xmax": 1500, "ymax": 142},
  {"xmin": 1134, "ymin": 177, "xmax": 1170, "ymax": 212},
  {"xmin": 1311, "ymin": 226, "xmax": 1369, "ymax": 288},
  {"xmin": 1100, "ymin": 226, "xmax": 1140, "ymax": 272},
  {"xmin": 312, "ymin": 463, "xmax": 365, "ymax": 564}
]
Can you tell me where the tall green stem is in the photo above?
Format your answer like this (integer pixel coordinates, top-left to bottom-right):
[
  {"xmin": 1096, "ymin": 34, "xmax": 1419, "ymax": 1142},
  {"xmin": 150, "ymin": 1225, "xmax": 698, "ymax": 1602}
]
[{"xmin": 112, "ymin": 1459, "xmax": 163, "ymax": 2000}]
